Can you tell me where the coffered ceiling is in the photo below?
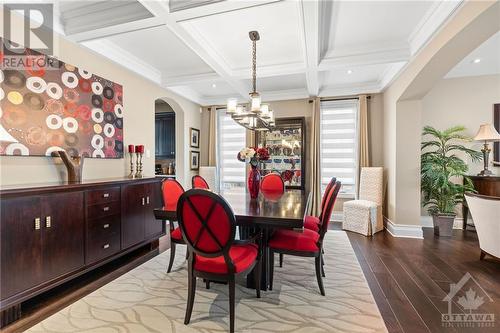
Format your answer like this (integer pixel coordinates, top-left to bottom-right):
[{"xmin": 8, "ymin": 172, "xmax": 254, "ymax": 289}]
[{"xmin": 54, "ymin": 0, "xmax": 464, "ymax": 105}]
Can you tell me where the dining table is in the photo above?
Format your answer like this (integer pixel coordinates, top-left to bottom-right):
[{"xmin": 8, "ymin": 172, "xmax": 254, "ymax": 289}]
[{"xmin": 154, "ymin": 188, "xmax": 311, "ymax": 290}]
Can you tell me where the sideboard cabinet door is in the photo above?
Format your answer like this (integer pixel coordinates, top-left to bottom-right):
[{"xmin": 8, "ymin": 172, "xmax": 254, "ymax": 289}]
[
  {"xmin": 144, "ymin": 182, "xmax": 163, "ymax": 238},
  {"xmin": 41, "ymin": 192, "xmax": 85, "ymax": 281},
  {"xmin": 121, "ymin": 183, "xmax": 146, "ymax": 248},
  {"xmin": 1, "ymin": 197, "xmax": 43, "ymax": 300}
]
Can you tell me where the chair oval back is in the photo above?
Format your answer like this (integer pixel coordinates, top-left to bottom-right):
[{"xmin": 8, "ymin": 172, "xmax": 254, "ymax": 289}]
[
  {"xmin": 465, "ymin": 193, "xmax": 500, "ymax": 257},
  {"xmin": 162, "ymin": 179, "xmax": 185, "ymax": 211},
  {"xmin": 319, "ymin": 181, "xmax": 341, "ymax": 236},
  {"xmin": 177, "ymin": 189, "xmax": 236, "ymax": 257},
  {"xmin": 359, "ymin": 167, "xmax": 383, "ymax": 205},
  {"xmin": 260, "ymin": 173, "xmax": 285, "ymax": 193},
  {"xmin": 192, "ymin": 175, "xmax": 210, "ymax": 189},
  {"xmin": 319, "ymin": 177, "xmax": 336, "ymax": 220}
]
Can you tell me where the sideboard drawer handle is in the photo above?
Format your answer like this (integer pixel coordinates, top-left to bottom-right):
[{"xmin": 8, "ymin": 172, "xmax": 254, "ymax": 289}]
[
  {"xmin": 103, "ymin": 224, "xmax": 109, "ymax": 229},
  {"xmin": 103, "ymin": 206, "xmax": 110, "ymax": 212},
  {"xmin": 103, "ymin": 193, "xmax": 110, "ymax": 198},
  {"xmin": 103, "ymin": 244, "xmax": 110, "ymax": 249},
  {"xmin": 46, "ymin": 216, "xmax": 52, "ymax": 228},
  {"xmin": 34, "ymin": 218, "xmax": 41, "ymax": 230}
]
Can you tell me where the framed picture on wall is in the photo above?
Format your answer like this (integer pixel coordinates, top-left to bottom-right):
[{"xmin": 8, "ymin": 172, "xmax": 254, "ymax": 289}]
[
  {"xmin": 190, "ymin": 151, "xmax": 200, "ymax": 170},
  {"xmin": 494, "ymin": 104, "xmax": 499, "ymax": 166},
  {"xmin": 190, "ymin": 128, "xmax": 200, "ymax": 148}
]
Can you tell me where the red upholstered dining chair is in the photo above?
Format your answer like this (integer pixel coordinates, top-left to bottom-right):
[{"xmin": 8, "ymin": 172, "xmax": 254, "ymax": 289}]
[
  {"xmin": 192, "ymin": 175, "xmax": 209, "ymax": 189},
  {"xmin": 177, "ymin": 189, "xmax": 262, "ymax": 333},
  {"xmin": 279, "ymin": 177, "xmax": 336, "ymax": 268},
  {"xmin": 269, "ymin": 181, "xmax": 341, "ymax": 296},
  {"xmin": 260, "ymin": 173, "xmax": 285, "ymax": 193},
  {"xmin": 162, "ymin": 179, "xmax": 186, "ymax": 273}
]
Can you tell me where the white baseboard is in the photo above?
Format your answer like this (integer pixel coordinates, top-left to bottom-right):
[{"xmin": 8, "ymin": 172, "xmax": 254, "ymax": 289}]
[
  {"xmin": 384, "ymin": 217, "xmax": 424, "ymax": 239},
  {"xmin": 420, "ymin": 215, "xmax": 465, "ymax": 229}
]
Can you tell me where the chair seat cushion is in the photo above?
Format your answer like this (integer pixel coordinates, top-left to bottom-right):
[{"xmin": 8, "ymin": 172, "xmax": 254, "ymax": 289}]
[
  {"xmin": 194, "ymin": 244, "xmax": 258, "ymax": 274},
  {"xmin": 344, "ymin": 199, "xmax": 378, "ymax": 209},
  {"xmin": 269, "ymin": 228, "xmax": 320, "ymax": 253},
  {"xmin": 304, "ymin": 215, "xmax": 320, "ymax": 232},
  {"xmin": 170, "ymin": 227, "xmax": 183, "ymax": 241}
]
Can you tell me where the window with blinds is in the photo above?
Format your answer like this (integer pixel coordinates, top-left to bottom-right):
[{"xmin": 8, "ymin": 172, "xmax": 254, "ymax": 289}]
[
  {"xmin": 320, "ymin": 99, "xmax": 359, "ymax": 197},
  {"xmin": 217, "ymin": 109, "xmax": 247, "ymax": 191}
]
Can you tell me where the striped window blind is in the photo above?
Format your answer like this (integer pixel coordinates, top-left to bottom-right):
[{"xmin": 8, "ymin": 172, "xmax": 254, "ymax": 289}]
[
  {"xmin": 320, "ymin": 99, "xmax": 359, "ymax": 197},
  {"xmin": 217, "ymin": 109, "xmax": 246, "ymax": 191}
]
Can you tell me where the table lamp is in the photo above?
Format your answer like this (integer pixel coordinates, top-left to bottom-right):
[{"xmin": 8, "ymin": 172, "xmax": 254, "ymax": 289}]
[{"xmin": 474, "ymin": 123, "xmax": 500, "ymax": 176}]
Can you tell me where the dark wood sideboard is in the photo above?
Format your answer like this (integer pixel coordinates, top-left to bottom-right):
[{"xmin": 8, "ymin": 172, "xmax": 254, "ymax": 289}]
[
  {"xmin": 0, "ymin": 177, "xmax": 165, "ymax": 326},
  {"xmin": 463, "ymin": 175, "xmax": 500, "ymax": 229}
]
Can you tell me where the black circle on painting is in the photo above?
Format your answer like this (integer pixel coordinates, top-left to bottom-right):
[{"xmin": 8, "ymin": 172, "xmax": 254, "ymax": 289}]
[
  {"xmin": 91, "ymin": 95, "xmax": 103, "ymax": 108},
  {"xmin": 4, "ymin": 70, "xmax": 26, "ymax": 89},
  {"xmin": 114, "ymin": 118, "xmax": 123, "ymax": 129},
  {"xmin": 104, "ymin": 112, "xmax": 116, "ymax": 124},
  {"xmin": 114, "ymin": 140, "xmax": 123, "ymax": 153},
  {"xmin": 65, "ymin": 133, "xmax": 79, "ymax": 147},
  {"xmin": 47, "ymin": 57, "xmax": 62, "ymax": 69},
  {"xmin": 103, "ymin": 86, "xmax": 114, "ymax": 100},
  {"xmin": 67, "ymin": 148, "xmax": 79, "ymax": 157},
  {"xmin": 23, "ymin": 93, "xmax": 45, "ymax": 110}
]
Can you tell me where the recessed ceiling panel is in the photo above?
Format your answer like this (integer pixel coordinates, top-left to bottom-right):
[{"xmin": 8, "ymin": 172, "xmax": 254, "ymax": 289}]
[
  {"xmin": 320, "ymin": 63, "xmax": 392, "ymax": 87},
  {"xmin": 325, "ymin": 1, "xmax": 434, "ymax": 56},
  {"xmin": 105, "ymin": 26, "xmax": 214, "ymax": 77},
  {"xmin": 244, "ymin": 73, "xmax": 306, "ymax": 92},
  {"xmin": 446, "ymin": 31, "xmax": 500, "ymax": 79},
  {"xmin": 179, "ymin": 80, "xmax": 238, "ymax": 97},
  {"xmin": 180, "ymin": 1, "xmax": 304, "ymax": 71}
]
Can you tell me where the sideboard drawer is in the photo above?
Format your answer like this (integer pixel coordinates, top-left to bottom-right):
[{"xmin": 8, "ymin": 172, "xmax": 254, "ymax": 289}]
[
  {"xmin": 87, "ymin": 201, "xmax": 121, "ymax": 220},
  {"xmin": 86, "ymin": 216, "xmax": 121, "ymax": 264},
  {"xmin": 86, "ymin": 187, "xmax": 120, "ymax": 205}
]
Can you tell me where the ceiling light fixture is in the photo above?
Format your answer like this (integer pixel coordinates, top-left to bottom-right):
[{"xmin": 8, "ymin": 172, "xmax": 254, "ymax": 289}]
[
  {"xmin": 226, "ymin": 31, "xmax": 274, "ymax": 131},
  {"xmin": 347, "ymin": 69, "xmax": 353, "ymax": 74},
  {"xmin": 472, "ymin": 58, "xmax": 481, "ymax": 64},
  {"xmin": 212, "ymin": 83, "xmax": 217, "ymax": 88}
]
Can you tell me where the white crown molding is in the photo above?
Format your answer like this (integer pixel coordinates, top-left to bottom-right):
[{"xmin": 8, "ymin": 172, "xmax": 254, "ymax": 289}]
[
  {"xmin": 377, "ymin": 61, "xmax": 407, "ymax": 91},
  {"xmin": 162, "ymin": 72, "xmax": 221, "ymax": 86},
  {"xmin": 82, "ymin": 39, "xmax": 162, "ymax": 84},
  {"xmin": 261, "ymin": 88, "xmax": 309, "ymax": 102},
  {"xmin": 167, "ymin": 86, "xmax": 206, "ymax": 105},
  {"xmin": 385, "ymin": 217, "xmax": 424, "ymax": 239},
  {"xmin": 231, "ymin": 61, "xmax": 306, "ymax": 79},
  {"xmin": 319, "ymin": 81, "xmax": 381, "ymax": 98},
  {"xmin": 319, "ymin": 46, "xmax": 410, "ymax": 70},
  {"xmin": 408, "ymin": 0, "xmax": 464, "ymax": 55}
]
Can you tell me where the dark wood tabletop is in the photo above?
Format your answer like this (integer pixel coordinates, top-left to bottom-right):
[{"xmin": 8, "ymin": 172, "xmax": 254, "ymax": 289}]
[{"xmin": 154, "ymin": 189, "xmax": 310, "ymax": 229}]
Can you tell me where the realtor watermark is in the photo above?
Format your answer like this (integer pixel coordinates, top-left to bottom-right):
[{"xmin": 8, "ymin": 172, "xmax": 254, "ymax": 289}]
[
  {"xmin": 1, "ymin": 2, "xmax": 57, "ymax": 70},
  {"xmin": 442, "ymin": 272, "xmax": 495, "ymax": 328}
]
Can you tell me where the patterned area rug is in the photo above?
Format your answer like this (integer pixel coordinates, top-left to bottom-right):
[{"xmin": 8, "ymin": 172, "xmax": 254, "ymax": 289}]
[{"xmin": 28, "ymin": 231, "xmax": 387, "ymax": 333}]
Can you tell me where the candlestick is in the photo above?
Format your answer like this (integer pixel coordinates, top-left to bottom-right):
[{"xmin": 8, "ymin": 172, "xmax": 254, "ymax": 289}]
[
  {"xmin": 135, "ymin": 152, "xmax": 143, "ymax": 178},
  {"xmin": 128, "ymin": 151, "xmax": 135, "ymax": 178}
]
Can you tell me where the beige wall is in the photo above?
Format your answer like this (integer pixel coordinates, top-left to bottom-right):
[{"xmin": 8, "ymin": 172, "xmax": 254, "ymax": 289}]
[
  {"xmin": 382, "ymin": 1, "xmax": 499, "ymax": 228},
  {"xmin": 0, "ymin": 10, "xmax": 201, "ymax": 188}
]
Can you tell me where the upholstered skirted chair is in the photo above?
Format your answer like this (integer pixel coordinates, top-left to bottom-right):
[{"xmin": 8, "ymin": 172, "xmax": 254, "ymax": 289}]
[
  {"xmin": 343, "ymin": 167, "xmax": 384, "ymax": 236},
  {"xmin": 465, "ymin": 193, "xmax": 500, "ymax": 260}
]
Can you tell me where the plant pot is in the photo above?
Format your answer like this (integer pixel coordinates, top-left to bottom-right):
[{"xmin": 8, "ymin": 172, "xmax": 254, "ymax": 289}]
[{"xmin": 432, "ymin": 214, "xmax": 456, "ymax": 237}]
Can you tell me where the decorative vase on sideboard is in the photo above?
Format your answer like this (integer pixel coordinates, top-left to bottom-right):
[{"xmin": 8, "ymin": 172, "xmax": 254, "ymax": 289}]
[{"xmin": 248, "ymin": 166, "xmax": 261, "ymax": 199}]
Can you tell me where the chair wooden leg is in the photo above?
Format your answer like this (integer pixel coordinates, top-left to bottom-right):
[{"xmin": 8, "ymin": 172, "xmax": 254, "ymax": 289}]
[
  {"xmin": 279, "ymin": 253, "xmax": 283, "ymax": 267},
  {"xmin": 254, "ymin": 259, "xmax": 262, "ymax": 298},
  {"xmin": 480, "ymin": 250, "xmax": 486, "ymax": 260},
  {"xmin": 205, "ymin": 280, "xmax": 210, "ymax": 289},
  {"xmin": 315, "ymin": 256, "xmax": 325, "ymax": 296},
  {"xmin": 167, "ymin": 242, "xmax": 176, "ymax": 273},
  {"xmin": 321, "ymin": 253, "xmax": 326, "ymax": 278},
  {"xmin": 184, "ymin": 269, "xmax": 196, "ymax": 324},
  {"xmin": 229, "ymin": 278, "xmax": 235, "ymax": 333},
  {"xmin": 185, "ymin": 247, "xmax": 189, "ymax": 260},
  {"xmin": 269, "ymin": 250, "xmax": 274, "ymax": 291}
]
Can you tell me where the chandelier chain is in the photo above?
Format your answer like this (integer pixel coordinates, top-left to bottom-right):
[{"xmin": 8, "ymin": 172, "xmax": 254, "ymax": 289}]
[{"xmin": 252, "ymin": 39, "xmax": 257, "ymax": 93}]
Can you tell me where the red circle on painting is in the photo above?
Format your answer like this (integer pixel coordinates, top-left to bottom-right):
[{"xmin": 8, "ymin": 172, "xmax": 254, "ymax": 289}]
[
  {"xmin": 64, "ymin": 103, "xmax": 78, "ymax": 117},
  {"xmin": 103, "ymin": 99, "xmax": 114, "ymax": 112},
  {"xmin": 25, "ymin": 55, "xmax": 46, "ymax": 77},
  {"xmin": 77, "ymin": 105, "xmax": 91, "ymax": 121},
  {"xmin": 79, "ymin": 121, "xmax": 92, "ymax": 134},
  {"xmin": 78, "ymin": 79, "xmax": 92, "ymax": 93}
]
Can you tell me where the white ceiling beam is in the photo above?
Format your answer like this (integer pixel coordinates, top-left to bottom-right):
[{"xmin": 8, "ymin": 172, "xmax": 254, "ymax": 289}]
[
  {"xmin": 318, "ymin": 0, "xmax": 339, "ymax": 60},
  {"xmin": 298, "ymin": 0, "xmax": 320, "ymax": 97},
  {"xmin": 66, "ymin": 16, "xmax": 166, "ymax": 43},
  {"xmin": 163, "ymin": 72, "xmax": 222, "ymax": 86},
  {"xmin": 319, "ymin": 81, "xmax": 382, "ymax": 98},
  {"xmin": 319, "ymin": 47, "xmax": 410, "ymax": 70},
  {"xmin": 231, "ymin": 61, "xmax": 306, "ymax": 79}
]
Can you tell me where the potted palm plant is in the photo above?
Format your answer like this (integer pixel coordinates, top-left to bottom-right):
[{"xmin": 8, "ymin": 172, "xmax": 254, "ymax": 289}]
[{"xmin": 421, "ymin": 126, "xmax": 482, "ymax": 237}]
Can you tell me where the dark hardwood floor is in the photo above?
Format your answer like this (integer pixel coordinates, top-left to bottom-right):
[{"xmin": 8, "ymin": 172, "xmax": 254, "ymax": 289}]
[
  {"xmin": 3, "ymin": 223, "xmax": 499, "ymax": 333},
  {"xmin": 347, "ymin": 226, "xmax": 500, "ymax": 333}
]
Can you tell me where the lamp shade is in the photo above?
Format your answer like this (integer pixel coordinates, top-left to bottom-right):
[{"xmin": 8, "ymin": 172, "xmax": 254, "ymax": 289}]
[{"xmin": 473, "ymin": 124, "xmax": 500, "ymax": 142}]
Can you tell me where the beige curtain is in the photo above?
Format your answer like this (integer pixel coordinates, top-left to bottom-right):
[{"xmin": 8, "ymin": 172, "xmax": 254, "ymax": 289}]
[
  {"xmin": 358, "ymin": 95, "xmax": 370, "ymax": 167},
  {"xmin": 208, "ymin": 107, "xmax": 217, "ymax": 166},
  {"xmin": 309, "ymin": 97, "xmax": 322, "ymax": 216}
]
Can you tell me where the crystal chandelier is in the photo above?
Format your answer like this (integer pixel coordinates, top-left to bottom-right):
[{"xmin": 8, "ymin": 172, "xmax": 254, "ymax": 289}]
[{"xmin": 226, "ymin": 31, "xmax": 275, "ymax": 131}]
